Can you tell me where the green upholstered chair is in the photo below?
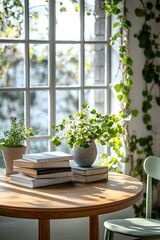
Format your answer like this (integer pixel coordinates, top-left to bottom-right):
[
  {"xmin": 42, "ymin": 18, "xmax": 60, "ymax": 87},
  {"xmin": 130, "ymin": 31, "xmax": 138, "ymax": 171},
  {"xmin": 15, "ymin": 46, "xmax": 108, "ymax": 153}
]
[{"xmin": 103, "ymin": 156, "xmax": 160, "ymax": 240}]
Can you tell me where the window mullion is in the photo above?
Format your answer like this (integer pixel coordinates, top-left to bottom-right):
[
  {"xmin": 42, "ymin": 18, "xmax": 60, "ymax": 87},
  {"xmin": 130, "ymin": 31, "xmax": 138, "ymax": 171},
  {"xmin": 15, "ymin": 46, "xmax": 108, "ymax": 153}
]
[
  {"xmin": 49, "ymin": 0, "xmax": 56, "ymax": 151},
  {"xmin": 106, "ymin": 16, "xmax": 111, "ymax": 115},
  {"xmin": 80, "ymin": 0, "xmax": 85, "ymax": 110},
  {"xmin": 24, "ymin": 0, "xmax": 30, "ymax": 151}
]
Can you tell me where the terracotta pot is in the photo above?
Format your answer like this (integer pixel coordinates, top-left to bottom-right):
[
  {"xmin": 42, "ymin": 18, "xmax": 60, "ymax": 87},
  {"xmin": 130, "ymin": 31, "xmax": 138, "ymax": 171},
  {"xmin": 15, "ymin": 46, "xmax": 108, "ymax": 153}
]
[
  {"xmin": 2, "ymin": 146, "xmax": 27, "ymax": 175},
  {"xmin": 73, "ymin": 141, "xmax": 97, "ymax": 167}
]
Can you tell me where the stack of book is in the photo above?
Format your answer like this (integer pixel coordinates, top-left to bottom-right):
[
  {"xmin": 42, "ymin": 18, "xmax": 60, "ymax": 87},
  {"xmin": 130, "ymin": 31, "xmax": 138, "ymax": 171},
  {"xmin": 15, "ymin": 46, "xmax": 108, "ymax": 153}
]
[
  {"xmin": 71, "ymin": 164, "xmax": 108, "ymax": 183},
  {"xmin": 9, "ymin": 151, "xmax": 74, "ymax": 188}
]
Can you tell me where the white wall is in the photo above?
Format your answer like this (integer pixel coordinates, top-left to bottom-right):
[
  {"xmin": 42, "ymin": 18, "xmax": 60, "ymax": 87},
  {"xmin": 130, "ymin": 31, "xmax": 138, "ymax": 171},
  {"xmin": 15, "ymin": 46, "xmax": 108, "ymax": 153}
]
[{"xmin": 128, "ymin": 0, "xmax": 160, "ymax": 156}]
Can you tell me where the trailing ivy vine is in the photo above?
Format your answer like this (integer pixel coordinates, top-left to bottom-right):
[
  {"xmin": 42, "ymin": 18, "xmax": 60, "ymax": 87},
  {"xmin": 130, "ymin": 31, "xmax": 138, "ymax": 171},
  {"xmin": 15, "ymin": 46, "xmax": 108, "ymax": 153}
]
[
  {"xmin": 102, "ymin": 0, "xmax": 138, "ymax": 173},
  {"xmin": 103, "ymin": 0, "xmax": 160, "ymax": 217},
  {"xmin": 132, "ymin": 0, "xmax": 160, "ymax": 218}
]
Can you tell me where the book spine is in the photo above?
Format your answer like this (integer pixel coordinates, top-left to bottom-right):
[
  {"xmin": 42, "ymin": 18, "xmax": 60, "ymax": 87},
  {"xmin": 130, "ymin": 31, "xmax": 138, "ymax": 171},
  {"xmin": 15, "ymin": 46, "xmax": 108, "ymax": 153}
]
[
  {"xmin": 37, "ymin": 167, "xmax": 71, "ymax": 175},
  {"xmin": 36, "ymin": 171, "xmax": 73, "ymax": 179},
  {"xmin": 33, "ymin": 177, "xmax": 72, "ymax": 187},
  {"xmin": 23, "ymin": 156, "xmax": 73, "ymax": 162},
  {"xmin": 13, "ymin": 160, "xmax": 70, "ymax": 168}
]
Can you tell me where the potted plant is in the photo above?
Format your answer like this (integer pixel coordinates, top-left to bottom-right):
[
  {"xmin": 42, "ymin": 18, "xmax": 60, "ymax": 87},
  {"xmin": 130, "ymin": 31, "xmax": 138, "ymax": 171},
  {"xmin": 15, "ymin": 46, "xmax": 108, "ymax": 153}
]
[
  {"xmin": 51, "ymin": 104, "xmax": 124, "ymax": 167},
  {"xmin": 0, "ymin": 116, "xmax": 35, "ymax": 175}
]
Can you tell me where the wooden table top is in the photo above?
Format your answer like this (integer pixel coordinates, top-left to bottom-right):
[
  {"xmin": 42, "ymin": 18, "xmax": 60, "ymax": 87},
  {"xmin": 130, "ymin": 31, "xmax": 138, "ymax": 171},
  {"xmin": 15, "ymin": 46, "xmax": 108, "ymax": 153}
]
[{"xmin": 0, "ymin": 170, "xmax": 143, "ymax": 220}]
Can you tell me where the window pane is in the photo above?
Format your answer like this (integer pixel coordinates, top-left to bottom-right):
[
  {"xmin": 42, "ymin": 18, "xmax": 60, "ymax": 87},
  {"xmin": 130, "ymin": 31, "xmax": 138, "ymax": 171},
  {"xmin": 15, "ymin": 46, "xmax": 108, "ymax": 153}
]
[
  {"xmin": 0, "ymin": 44, "xmax": 25, "ymax": 87},
  {"xmin": 0, "ymin": 0, "xmax": 111, "ymax": 156},
  {"xmin": 56, "ymin": 90, "xmax": 79, "ymax": 124},
  {"xmin": 85, "ymin": 44, "xmax": 106, "ymax": 86},
  {"xmin": 84, "ymin": 89, "xmax": 105, "ymax": 114},
  {"xmin": 30, "ymin": 90, "xmax": 48, "ymax": 135},
  {"xmin": 56, "ymin": 44, "xmax": 80, "ymax": 86},
  {"xmin": 0, "ymin": 91, "xmax": 24, "ymax": 123},
  {"xmin": 0, "ymin": 91, "xmax": 24, "ymax": 161},
  {"xmin": 56, "ymin": 0, "xmax": 80, "ymax": 40},
  {"xmin": 55, "ymin": 89, "xmax": 79, "ymax": 154},
  {"xmin": 0, "ymin": 152, "xmax": 4, "ymax": 168},
  {"xmin": 30, "ymin": 139, "xmax": 49, "ymax": 153},
  {"xmin": 84, "ymin": 88, "xmax": 106, "ymax": 163},
  {"xmin": 29, "ymin": 0, "xmax": 48, "ymax": 40},
  {"xmin": 30, "ymin": 44, "xmax": 49, "ymax": 87},
  {"xmin": 0, "ymin": 0, "xmax": 24, "ymax": 39},
  {"xmin": 85, "ymin": 0, "xmax": 106, "ymax": 41}
]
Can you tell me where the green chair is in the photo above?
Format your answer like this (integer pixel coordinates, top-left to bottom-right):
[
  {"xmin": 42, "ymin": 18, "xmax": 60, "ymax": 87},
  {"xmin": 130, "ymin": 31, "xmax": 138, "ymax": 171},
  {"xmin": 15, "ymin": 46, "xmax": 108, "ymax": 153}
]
[{"xmin": 103, "ymin": 155, "xmax": 160, "ymax": 240}]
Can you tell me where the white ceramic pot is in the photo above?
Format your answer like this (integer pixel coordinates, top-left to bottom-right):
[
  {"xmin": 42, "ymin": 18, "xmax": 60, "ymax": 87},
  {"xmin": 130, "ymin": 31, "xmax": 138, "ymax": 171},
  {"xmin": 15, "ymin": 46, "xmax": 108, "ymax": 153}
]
[
  {"xmin": 2, "ymin": 146, "xmax": 27, "ymax": 175},
  {"xmin": 73, "ymin": 141, "xmax": 97, "ymax": 167}
]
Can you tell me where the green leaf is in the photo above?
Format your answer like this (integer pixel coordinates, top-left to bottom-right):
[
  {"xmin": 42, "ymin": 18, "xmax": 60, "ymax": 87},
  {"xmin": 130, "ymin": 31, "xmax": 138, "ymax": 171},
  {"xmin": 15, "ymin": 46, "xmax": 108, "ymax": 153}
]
[
  {"xmin": 156, "ymin": 65, "xmax": 160, "ymax": 72},
  {"xmin": 112, "ymin": 6, "xmax": 121, "ymax": 15},
  {"xmin": 126, "ymin": 67, "xmax": 133, "ymax": 76},
  {"xmin": 113, "ymin": 0, "xmax": 122, "ymax": 4},
  {"xmin": 126, "ymin": 79, "xmax": 133, "ymax": 86},
  {"xmin": 156, "ymin": 51, "xmax": 160, "ymax": 57},
  {"xmin": 33, "ymin": 13, "xmax": 39, "ymax": 19},
  {"xmin": 139, "ymin": 138, "xmax": 147, "ymax": 147},
  {"xmin": 68, "ymin": 115, "xmax": 74, "ymax": 120},
  {"xmin": 51, "ymin": 136, "xmax": 61, "ymax": 146},
  {"xmin": 142, "ymin": 90, "xmax": 148, "ymax": 97},
  {"xmin": 117, "ymin": 94, "xmax": 123, "ymax": 101},
  {"xmin": 119, "ymin": 46, "xmax": 127, "ymax": 53},
  {"xmin": 156, "ymin": 17, "xmax": 160, "ymax": 22},
  {"xmin": 147, "ymin": 125, "xmax": 152, "ymax": 130},
  {"xmin": 143, "ymin": 113, "xmax": 151, "ymax": 124},
  {"xmin": 142, "ymin": 101, "xmax": 152, "ymax": 112},
  {"xmin": 90, "ymin": 109, "xmax": 96, "ymax": 114},
  {"xmin": 145, "ymin": 14, "xmax": 152, "ymax": 21},
  {"xmin": 104, "ymin": 4, "xmax": 111, "ymax": 11},
  {"xmin": 156, "ymin": 97, "xmax": 160, "ymax": 105},
  {"xmin": 135, "ymin": 8, "xmax": 145, "ymax": 17},
  {"xmin": 147, "ymin": 95, "xmax": 153, "ymax": 101},
  {"xmin": 101, "ymin": 153, "xmax": 107, "ymax": 159},
  {"xmin": 113, "ymin": 22, "xmax": 120, "ymax": 28},
  {"xmin": 132, "ymin": 109, "xmax": 138, "ymax": 117},
  {"xmin": 146, "ymin": 2, "xmax": 153, "ymax": 10},
  {"xmin": 114, "ymin": 83, "xmax": 123, "ymax": 92},
  {"xmin": 82, "ymin": 103, "xmax": 88, "ymax": 109},
  {"xmin": 75, "ymin": 5, "xmax": 79, "ymax": 12},
  {"xmin": 124, "ymin": 20, "xmax": 132, "ymax": 28},
  {"xmin": 60, "ymin": 7, "xmax": 67, "ymax": 12},
  {"xmin": 156, "ymin": 3, "xmax": 160, "ymax": 10},
  {"xmin": 122, "ymin": 56, "xmax": 133, "ymax": 66}
]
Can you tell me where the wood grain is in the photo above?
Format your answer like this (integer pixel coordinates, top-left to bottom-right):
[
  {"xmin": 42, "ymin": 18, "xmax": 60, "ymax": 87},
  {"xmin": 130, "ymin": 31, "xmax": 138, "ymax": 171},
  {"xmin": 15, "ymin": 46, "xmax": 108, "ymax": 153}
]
[
  {"xmin": 0, "ymin": 169, "xmax": 143, "ymax": 240},
  {"xmin": 39, "ymin": 219, "xmax": 50, "ymax": 240}
]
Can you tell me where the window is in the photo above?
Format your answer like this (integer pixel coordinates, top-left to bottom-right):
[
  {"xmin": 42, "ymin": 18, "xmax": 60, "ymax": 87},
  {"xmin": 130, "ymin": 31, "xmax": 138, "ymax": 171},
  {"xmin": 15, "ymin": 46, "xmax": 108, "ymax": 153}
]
[{"xmin": 0, "ymin": 0, "xmax": 111, "ymax": 166}]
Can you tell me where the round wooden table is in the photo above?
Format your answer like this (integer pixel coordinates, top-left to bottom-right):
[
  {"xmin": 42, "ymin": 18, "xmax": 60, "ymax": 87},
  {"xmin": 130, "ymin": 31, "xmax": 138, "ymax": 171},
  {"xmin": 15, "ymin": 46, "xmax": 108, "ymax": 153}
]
[{"xmin": 0, "ymin": 170, "xmax": 143, "ymax": 240}]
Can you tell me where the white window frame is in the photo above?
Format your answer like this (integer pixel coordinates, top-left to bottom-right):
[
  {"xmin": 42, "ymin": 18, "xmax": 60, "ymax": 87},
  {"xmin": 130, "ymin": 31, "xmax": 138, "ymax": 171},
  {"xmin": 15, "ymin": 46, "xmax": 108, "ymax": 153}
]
[{"xmin": 0, "ymin": 0, "xmax": 112, "ymax": 155}]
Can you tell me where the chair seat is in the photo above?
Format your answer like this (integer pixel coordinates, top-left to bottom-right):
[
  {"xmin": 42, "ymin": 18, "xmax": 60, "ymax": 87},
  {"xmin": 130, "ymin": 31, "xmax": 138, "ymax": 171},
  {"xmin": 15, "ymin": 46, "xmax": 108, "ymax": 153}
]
[{"xmin": 104, "ymin": 218, "xmax": 160, "ymax": 237}]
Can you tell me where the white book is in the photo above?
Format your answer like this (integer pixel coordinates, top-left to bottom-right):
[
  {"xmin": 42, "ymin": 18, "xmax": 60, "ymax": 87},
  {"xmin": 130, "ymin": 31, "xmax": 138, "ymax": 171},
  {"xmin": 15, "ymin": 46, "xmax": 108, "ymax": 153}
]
[
  {"xmin": 72, "ymin": 172, "xmax": 108, "ymax": 183},
  {"xmin": 10, "ymin": 173, "xmax": 72, "ymax": 188},
  {"xmin": 22, "ymin": 151, "xmax": 74, "ymax": 162},
  {"xmin": 13, "ymin": 166, "xmax": 72, "ymax": 178},
  {"xmin": 13, "ymin": 167, "xmax": 73, "ymax": 179},
  {"xmin": 13, "ymin": 159, "xmax": 70, "ymax": 169},
  {"xmin": 71, "ymin": 164, "xmax": 108, "ymax": 176}
]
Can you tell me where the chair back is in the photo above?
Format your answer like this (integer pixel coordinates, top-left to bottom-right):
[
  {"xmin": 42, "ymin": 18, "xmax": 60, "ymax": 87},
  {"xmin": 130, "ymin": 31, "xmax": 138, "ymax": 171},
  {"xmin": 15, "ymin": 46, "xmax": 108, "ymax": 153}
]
[{"xmin": 143, "ymin": 156, "xmax": 160, "ymax": 218}]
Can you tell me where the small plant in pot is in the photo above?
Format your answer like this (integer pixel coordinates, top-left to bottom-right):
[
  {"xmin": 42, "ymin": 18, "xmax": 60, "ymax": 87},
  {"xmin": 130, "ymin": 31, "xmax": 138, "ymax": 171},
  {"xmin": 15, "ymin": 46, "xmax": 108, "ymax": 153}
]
[
  {"xmin": 51, "ymin": 104, "xmax": 124, "ymax": 167},
  {"xmin": 0, "ymin": 116, "xmax": 35, "ymax": 175}
]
